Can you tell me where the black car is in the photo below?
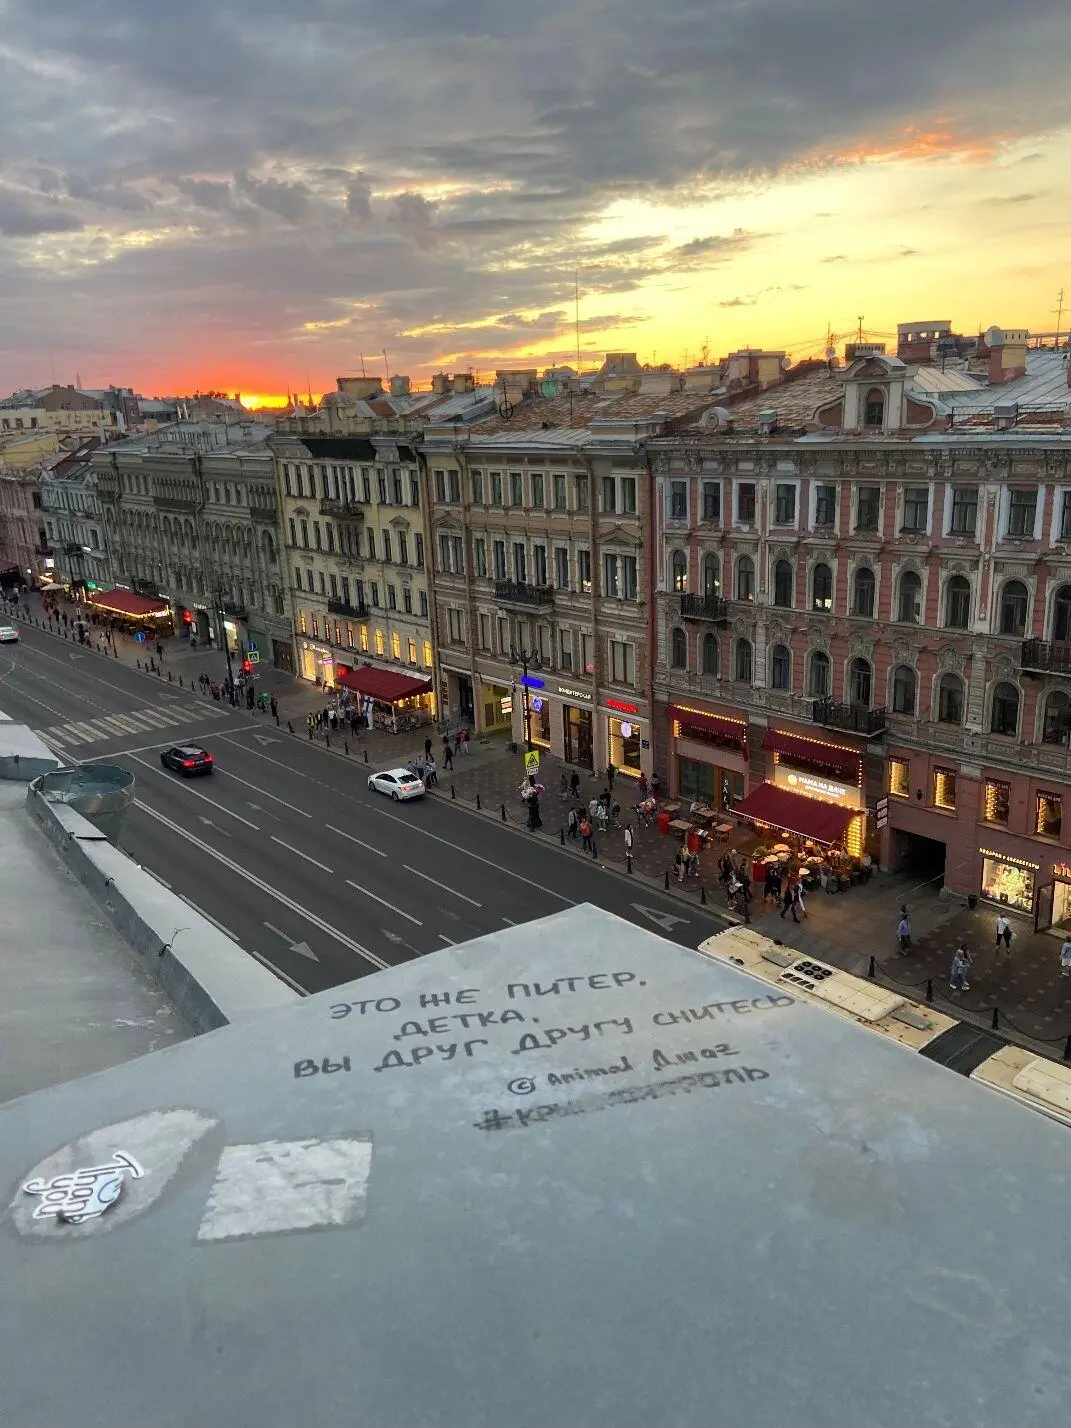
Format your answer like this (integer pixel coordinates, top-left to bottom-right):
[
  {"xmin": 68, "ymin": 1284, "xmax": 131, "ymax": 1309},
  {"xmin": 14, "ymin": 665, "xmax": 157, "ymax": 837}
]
[{"xmin": 160, "ymin": 743, "xmax": 214, "ymax": 777}]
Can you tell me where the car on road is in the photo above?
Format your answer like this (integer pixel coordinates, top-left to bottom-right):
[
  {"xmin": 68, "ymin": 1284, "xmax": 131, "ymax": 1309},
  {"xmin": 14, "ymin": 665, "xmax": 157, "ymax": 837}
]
[
  {"xmin": 0, "ymin": 624, "xmax": 19, "ymax": 643},
  {"xmin": 160, "ymin": 743, "xmax": 214, "ymax": 777},
  {"xmin": 367, "ymin": 767, "xmax": 425, "ymax": 801}
]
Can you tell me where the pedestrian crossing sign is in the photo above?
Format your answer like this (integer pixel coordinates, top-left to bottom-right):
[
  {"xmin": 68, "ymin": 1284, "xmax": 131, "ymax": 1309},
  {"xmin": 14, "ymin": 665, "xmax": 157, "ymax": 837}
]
[
  {"xmin": 525, "ymin": 750, "xmax": 540, "ymax": 774},
  {"xmin": 248, "ymin": 651, "xmax": 260, "ymax": 663}
]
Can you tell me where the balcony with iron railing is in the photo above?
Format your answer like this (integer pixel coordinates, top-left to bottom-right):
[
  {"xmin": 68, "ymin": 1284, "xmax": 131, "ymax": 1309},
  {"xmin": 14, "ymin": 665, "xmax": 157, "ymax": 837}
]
[
  {"xmin": 327, "ymin": 597, "xmax": 369, "ymax": 620},
  {"xmin": 493, "ymin": 579, "xmax": 554, "ymax": 607},
  {"xmin": 1022, "ymin": 639, "xmax": 1071, "ymax": 676},
  {"xmin": 678, "ymin": 592, "xmax": 729, "ymax": 622},
  {"xmin": 811, "ymin": 699, "xmax": 887, "ymax": 737},
  {"xmin": 319, "ymin": 499, "xmax": 365, "ymax": 521}
]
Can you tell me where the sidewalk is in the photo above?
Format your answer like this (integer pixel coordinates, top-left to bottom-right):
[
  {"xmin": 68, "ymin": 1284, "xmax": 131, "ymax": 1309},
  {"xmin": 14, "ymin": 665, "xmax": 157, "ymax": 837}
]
[{"xmin": 439, "ymin": 738, "xmax": 1071, "ymax": 1058}]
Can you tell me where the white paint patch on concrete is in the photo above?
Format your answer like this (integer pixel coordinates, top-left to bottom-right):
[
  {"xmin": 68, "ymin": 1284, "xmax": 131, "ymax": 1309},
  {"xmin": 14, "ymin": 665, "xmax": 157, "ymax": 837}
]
[{"xmin": 197, "ymin": 1136, "xmax": 373, "ymax": 1242}]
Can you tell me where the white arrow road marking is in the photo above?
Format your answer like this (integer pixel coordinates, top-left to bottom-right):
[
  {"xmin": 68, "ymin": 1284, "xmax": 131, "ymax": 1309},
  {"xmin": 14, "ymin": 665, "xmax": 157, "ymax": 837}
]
[
  {"xmin": 263, "ymin": 921, "xmax": 320, "ymax": 962},
  {"xmin": 381, "ymin": 928, "xmax": 403, "ymax": 945},
  {"xmin": 631, "ymin": 903, "xmax": 689, "ymax": 932},
  {"xmin": 132, "ymin": 801, "xmax": 386, "ymax": 969},
  {"xmin": 253, "ymin": 734, "xmax": 280, "ymax": 746},
  {"xmin": 197, "ymin": 815, "xmax": 230, "ymax": 838}
]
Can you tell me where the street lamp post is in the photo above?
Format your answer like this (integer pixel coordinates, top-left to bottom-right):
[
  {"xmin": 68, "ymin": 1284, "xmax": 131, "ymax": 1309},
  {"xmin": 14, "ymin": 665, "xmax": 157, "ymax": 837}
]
[
  {"xmin": 215, "ymin": 586, "xmax": 236, "ymax": 698},
  {"xmin": 508, "ymin": 643, "xmax": 539, "ymax": 752}
]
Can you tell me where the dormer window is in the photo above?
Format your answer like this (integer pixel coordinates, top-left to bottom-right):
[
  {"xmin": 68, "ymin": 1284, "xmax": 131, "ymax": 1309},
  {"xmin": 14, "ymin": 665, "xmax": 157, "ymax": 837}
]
[{"xmin": 863, "ymin": 388, "xmax": 885, "ymax": 427}]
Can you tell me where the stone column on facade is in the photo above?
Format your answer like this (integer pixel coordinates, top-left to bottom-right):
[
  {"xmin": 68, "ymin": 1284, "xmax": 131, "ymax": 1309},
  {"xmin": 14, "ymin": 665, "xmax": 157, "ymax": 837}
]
[{"xmin": 965, "ymin": 636, "xmax": 988, "ymax": 731}]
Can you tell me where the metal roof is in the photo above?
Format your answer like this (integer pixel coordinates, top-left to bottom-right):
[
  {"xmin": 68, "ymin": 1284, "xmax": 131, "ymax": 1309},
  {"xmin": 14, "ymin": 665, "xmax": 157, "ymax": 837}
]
[
  {"xmin": 2, "ymin": 904, "xmax": 1069, "ymax": 1427},
  {"xmin": 938, "ymin": 349, "xmax": 1071, "ymax": 411}
]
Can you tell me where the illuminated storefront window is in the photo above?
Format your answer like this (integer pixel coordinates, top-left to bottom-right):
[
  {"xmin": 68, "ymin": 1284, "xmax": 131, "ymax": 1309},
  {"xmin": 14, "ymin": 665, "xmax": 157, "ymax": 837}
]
[
  {"xmin": 980, "ymin": 850, "xmax": 1037, "ymax": 914},
  {"xmin": 1036, "ymin": 791, "xmax": 1062, "ymax": 840},
  {"xmin": 888, "ymin": 758, "xmax": 910, "ymax": 798},
  {"xmin": 529, "ymin": 696, "xmax": 551, "ymax": 747},
  {"xmin": 360, "ymin": 625, "xmax": 369, "ymax": 652},
  {"xmin": 933, "ymin": 767, "xmax": 957, "ymax": 811},
  {"xmin": 299, "ymin": 611, "xmax": 307, "ymax": 634},
  {"xmin": 608, "ymin": 718, "xmax": 642, "ymax": 775},
  {"xmin": 983, "ymin": 780, "xmax": 1010, "ymax": 826}
]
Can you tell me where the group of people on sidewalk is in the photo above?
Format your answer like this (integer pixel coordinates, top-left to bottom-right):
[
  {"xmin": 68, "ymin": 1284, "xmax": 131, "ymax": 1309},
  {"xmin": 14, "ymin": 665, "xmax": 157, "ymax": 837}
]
[{"xmin": 896, "ymin": 905, "xmax": 1071, "ymax": 995}]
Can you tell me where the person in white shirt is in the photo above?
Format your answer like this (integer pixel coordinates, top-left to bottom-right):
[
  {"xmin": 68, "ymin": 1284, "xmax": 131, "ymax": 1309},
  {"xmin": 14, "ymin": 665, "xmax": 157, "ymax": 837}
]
[{"xmin": 995, "ymin": 913, "xmax": 1012, "ymax": 953}]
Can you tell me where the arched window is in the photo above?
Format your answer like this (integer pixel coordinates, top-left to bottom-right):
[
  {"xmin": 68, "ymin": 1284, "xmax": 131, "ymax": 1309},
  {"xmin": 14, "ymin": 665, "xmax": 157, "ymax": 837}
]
[
  {"xmin": 990, "ymin": 681, "xmax": 1020, "ymax": 736},
  {"xmin": 937, "ymin": 673, "xmax": 964, "ymax": 725},
  {"xmin": 702, "ymin": 553, "xmax": 720, "ymax": 596},
  {"xmin": 944, "ymin": 575, "xmax": 971, "ymax": 630},
  {"xmin": 773, "ymin": 558, "xmax": 793, "ymax": 608},
  {"xmin": 734, "ymin": 637, "xmax": 753, "ymax": 683},
  {"xmin": 1054, "ymin": 584, "xmax": 1071, "ymax": 642},
  {"xmin": 735, "ymin": 555, "xmax": 755, "ymax": 602},
  {"xmin": 811, "ymin": 562, "xmax": 833, "ymax": 612},
  {"xmin": 808, "ymin": 650, "xmax": 831, "ymax": 697},
  {"xmin": 770, "ymin": 643, "xmax": 791, "ymax": 690},
  {"xmin": 701, "ymin": 632, "xmax": 718, "ymax": 675},
  {"xmin": 897, "ymin": 571, "xmax": 922, "ymax": 624},
  {"xmin": 849, "ymin": 657, "xmax": 872, "ymax": 706},
  {"xmin": 999, "ymin": 580, "xmax": 1028, "ymax": 636},
  {"xmin": 863, "ymin": 387, "xmax": 885, "ymax": 427},
  {"xmin": 891, "ymin": 664, "xmax": 916, "ymax": 715},
  {"xmin": 671, "ymin": 550, "xmax": 687, "ymax": 591},
  {"xmin": 852, "ymin": 566, "xmax": 875, "ymax": 618},
  {"xmin": 670, "ymin": 626, "xmax": 687, "ymax": 669},
  {"xmin": 1044, "ymin": 689, "xmax": 1071, "ymax": 744}
]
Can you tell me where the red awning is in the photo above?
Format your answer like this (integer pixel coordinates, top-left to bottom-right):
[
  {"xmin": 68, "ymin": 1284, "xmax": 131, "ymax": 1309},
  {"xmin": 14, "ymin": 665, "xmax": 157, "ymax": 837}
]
[
  {"xmin": 89, "ymin": 589, "xmax": 171, "ymax": 619},
  {"xmin": 760, "ymin": 728, "xmax": 860, "ymax": 781},
  {"xmin": 667, "ymin": 705, "xmax": 747, "ymax": 746},
  {"xmin": 338, "ymin": 665, "xmax": 432, "ymax": 704},
  {"xmin": 731, "ymin": 782, "xmax": 855, "ymax": 846}
]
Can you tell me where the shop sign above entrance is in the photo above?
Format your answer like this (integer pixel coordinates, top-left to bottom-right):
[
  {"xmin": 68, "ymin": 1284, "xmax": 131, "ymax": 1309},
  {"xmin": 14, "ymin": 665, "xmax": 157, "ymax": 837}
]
[
  {"xmin": 556, "ymin": 684, "xmax": 592, "ymax": 703},
  {"xmin": 606, "ymin": 698, "xmax": 638, "ymax": 714}
]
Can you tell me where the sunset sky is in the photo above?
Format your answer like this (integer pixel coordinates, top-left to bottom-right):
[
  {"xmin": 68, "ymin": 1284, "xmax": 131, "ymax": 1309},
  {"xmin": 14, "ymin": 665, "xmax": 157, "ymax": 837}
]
[{"xmin": 2, "ymin": 0, "xmax": 1070, "ymax": 403}]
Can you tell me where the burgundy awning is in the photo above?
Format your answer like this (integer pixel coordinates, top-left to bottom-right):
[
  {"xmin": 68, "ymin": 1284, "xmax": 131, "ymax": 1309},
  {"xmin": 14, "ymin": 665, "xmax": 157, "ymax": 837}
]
[
  {"xmin": 338, "ymin": 665, "xmax": 432, "ymax": 704},
  {"xmin": 731, "ymin": 782, "xmax": 855, "ymax": 846},
  {"xmin": 667, "ymin": 705, "xmax": 748, "ymax": 747},
  {"xmin": 760, "ymin": 728, "xmax": 860, "ymax": 782},
  {"xmin": 89, "ymin": 589, "xmax": 171, "ymax": 619}
]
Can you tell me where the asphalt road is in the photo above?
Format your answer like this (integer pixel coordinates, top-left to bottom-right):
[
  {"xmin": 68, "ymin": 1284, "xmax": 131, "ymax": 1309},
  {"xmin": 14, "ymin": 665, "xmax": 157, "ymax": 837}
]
[{"xmin": 0, "ymin": 623, "xmax": 726, "ymax": 992}]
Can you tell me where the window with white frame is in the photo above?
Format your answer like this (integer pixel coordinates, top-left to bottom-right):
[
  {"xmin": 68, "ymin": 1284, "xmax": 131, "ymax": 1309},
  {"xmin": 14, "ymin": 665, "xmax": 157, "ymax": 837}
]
[
  {"xmin": 668, "ymin": 480, "xmax": 687, "ymax": 521},
  {"xmin": 1006, "ymin": 488, "xmax": 1038, "ymax": 538},
  {"xmin": 609, "ymin": 640, "xmax": 635, "ymax": 684},
  {"xmin": 437, "ymin": 534, "xmax": 464, "ymax": 573},
  {"xmin": 701, "ymin": 481, "xmax": 721, "ymax": 523},
  {"xmin": 554, "ymin": 546, "xmax": 569, "ymax": 589}
]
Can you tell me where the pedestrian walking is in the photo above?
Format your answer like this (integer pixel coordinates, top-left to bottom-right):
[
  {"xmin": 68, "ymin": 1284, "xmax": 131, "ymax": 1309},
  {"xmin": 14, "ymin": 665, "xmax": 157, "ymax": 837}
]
[
  {"xmin": 425, "ymin": 754, "xmax": 437, "ymax": 787},
  {"xmin": 567, "ymin": 806, "xmax": 579, "ymax": 839},
  {"xmin": 780, "ymin": 878, "xmax": 800, "ymax": 923},
  {"xmin": 949, "ymin": 944, "xmax": 973, "ymax": 993},
  {"xmin": 637, "ymin": 772, "xmax": 648, "ymax": 802},
  {"xmin": 459, "ymin": 728, "xmax": 469, "ymax": 755},
  {"xmin": 1060, "ymin": 937, "xmax": 1071, "ymax": 977},
  {"xmin": 623, "ymin": 822, "xmax": 634, "ymax": 862},
  {"xmin": 579, "ymin": 815, "xmax": 592, "ymax": 852},
  {"xmin": 793, "ymin": 880, "xmax": 807, "ymax": 920},
  {"xmin": 425, "ymin": 736, "xmax": 432, "ymax": 760},
  {"xmin": 995, "ymin": 914, "xmax": 1013, "ymax": 952},
  {"xmin": 897, "ymin": 912, "xmax": 912, "ymax": 955},
  {"xmin": 443, "ymin": 739, "xmax": 454, "ymax": 771},
  {"xmin": 270, "ymin": 694, "xmax": 278, "ymax": 720},
  {"xmin": 558, "ymin": 773, "xmax": 569, "ymax": 801},
  {"xmin": 606, "ymin": 761, "xmax": 616, "ymax": 791}
]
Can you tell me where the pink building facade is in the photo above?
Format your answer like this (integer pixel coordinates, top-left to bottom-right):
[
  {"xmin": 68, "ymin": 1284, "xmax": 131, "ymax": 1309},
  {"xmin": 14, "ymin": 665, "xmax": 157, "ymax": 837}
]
[{"xmin": 651, "ymin": 348, "xmax": 1071, "ymax": 928}]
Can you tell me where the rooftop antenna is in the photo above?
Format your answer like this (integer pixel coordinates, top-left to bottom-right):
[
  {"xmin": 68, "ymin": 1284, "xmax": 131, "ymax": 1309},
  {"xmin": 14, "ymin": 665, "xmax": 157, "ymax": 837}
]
[
  {"xmin": 575, "ymin": 270, "xmax": 581, "ymax": 373},
  {"xmin": 306, "ymin": 374, "xmax": 313, "ymax": 408},
  {"xmin": 857, "ymin": 315, "xmax": 864, "ymax": 342},
  {"xmin": 1054, "ymin": 288, "xmax": 1066, "ymax": 348},
  {"xmin": 382, "ymin": 349, "xmax": 391, "ymax": 381},
  {"xmin": 360, "ymin": 353, "xmax": 367, "ymax": 377}
]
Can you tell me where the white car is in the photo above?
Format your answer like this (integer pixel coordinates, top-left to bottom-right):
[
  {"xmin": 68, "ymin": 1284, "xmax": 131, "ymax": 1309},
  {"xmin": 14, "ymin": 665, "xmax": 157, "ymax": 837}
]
[
  {"xmin": 0, "ymin": 625, "xmax": 18, "ymax": 644},
  {"xmin": 367, "ymin": 767, "xmax": 426, "ymax": 801}
]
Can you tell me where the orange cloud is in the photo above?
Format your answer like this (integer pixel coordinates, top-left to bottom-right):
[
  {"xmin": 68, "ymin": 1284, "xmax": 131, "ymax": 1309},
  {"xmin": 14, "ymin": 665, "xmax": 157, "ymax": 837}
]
[{"xmin": 812, "ymin": 122, "xmax": 1001, "ymax": 167}]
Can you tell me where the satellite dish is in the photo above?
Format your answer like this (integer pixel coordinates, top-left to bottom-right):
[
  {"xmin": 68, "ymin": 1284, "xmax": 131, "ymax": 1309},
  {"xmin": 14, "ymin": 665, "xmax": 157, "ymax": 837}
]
[{"xmin": 540, "ymin": 378, "xmax": 561, "ymax": 399}]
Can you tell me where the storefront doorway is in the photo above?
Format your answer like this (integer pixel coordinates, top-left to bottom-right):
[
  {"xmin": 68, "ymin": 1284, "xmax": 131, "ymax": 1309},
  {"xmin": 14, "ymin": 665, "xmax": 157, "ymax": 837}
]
[
  {"xmin": 607, "ymin": 717, "xmax": 642, "ymax": 777},
  {"xmin": 895, "ymin": 831, "xmax": 947, "ymax": 888},
  {"xmin": 678, "ymin": 756, "xmax": 744, "ymax": 810},
  {"xmin": 564, "ymin": 704, "xmax": 593, "ymax": 769},
  {"xmin": 482, "ymin": 682, "xmax": 512, "ymax": 732},
  {"xmin": 1034, "ymin": 866, "xmax": 1071, "ymax": 933},
  {"xmin": 530, "ymin": 696, "xmax": 552, "ymax": 747},
  {"xmin": 457, "ymin": 675, "xmax": 474, "ymax": 725}
]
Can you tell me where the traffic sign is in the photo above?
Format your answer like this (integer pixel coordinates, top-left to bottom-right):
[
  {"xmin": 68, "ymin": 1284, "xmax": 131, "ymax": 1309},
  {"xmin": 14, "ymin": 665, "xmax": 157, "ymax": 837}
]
[
  {"xmin": 246, "ymin": 641, "xmax": 258, "ymax": 652},
  {"xmin": 248, "ymin": 651, "xmax": 260, "ymax": 663},
  {"xmin": 524, "ymin": 750, "xmax": 540, "ymax": 775}
]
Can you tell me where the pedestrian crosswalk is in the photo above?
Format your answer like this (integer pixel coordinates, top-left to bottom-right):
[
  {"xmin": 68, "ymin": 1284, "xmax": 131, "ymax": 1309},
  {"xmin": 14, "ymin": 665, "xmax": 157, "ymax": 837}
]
[{"xmin": 37, "ymin": 702, "xmax": 211, "ymax": 750}]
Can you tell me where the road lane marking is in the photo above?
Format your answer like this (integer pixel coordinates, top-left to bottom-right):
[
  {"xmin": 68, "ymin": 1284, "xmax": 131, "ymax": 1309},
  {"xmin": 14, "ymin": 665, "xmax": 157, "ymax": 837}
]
[
  {"xmin": 263, "ymin": 921, "xmax": 320, "ymax": 962},
  {"xmin": 127, "ymin": 753, "xmax": 261, "ymax": 830},
  {"xmin": 130, "ymin": 801, "xmax": 387, "ymax": 970},
  {"xmin": 216, "ymin": 767, "xmax": 311, "ymax": 817},
  {"xmin": 271, "ymin": 836, "xmax": 333, "ymax": 873},
  {"xmin": 403, "ymin": 864, "xmax": 482, "ymax": 907},
  {"xmin": 346, "ymin": 878, "xmax": 423, "ymax": 926},
  {"xmin": 502, "ymin": 917, "xmax": 517, "ymax": 925},
  {"xmin": 437, "ymin": 934, "xmax": 457, "ymax": 945},
  {"xmin": 107, "ymin": 728, "xmax": 242, "ymax": 756},
  {"xmin": 323, "ymin": 823, "xmax": 386, "ymax": 856},
  {"xmin": 218, "ymin": 738, "xmax": 576, "ymax": 905},
  {"xmin": 178, "ymin": 893, "xmax": 239, "ymax": 942}
]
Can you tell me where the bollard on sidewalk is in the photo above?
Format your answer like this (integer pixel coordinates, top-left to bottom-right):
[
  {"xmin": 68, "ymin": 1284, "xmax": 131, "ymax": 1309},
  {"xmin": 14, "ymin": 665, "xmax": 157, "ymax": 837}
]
[
  {"xmin": 664, "ymin": 870, "xmax": 670, "ymax": 889},
  {"xmin": 626, "ymin": 853, "xmax": 632, "ymax": 875},
  {"xmin": 991, "ymin": 1007, "xmax": 1000, "ymax": 1030},
  {"xmin": 501, "ymin": 803, "xmax": 507, "ymax": 822},
  {"xmin": 925, "ymin": 978, "xmax": 933, "ymax": 1003},
  {"xmin": 476, "ymin": 792, "xmax": 481, "ymax": 810},
  {"xmin": 868, "ymin": 955, "xmax": 876, "ymax": 979}
]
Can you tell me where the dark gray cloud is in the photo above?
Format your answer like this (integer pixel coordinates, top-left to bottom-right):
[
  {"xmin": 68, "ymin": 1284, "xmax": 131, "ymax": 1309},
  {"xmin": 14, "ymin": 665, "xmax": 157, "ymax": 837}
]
[{"xmin": 0, "ymin": 0, "xmax": 1068, "ymax": 387}]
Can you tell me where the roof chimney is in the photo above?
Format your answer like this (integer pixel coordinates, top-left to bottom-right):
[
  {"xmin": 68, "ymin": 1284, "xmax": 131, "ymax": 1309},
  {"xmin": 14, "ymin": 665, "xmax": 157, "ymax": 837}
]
[
  {"xmin": 984, "ymin": 326, "xmax": 1029, "ymax": 385},
  {"xmin": 431, "ymin": 373, "xmax": 451, "ymax": 394},
  {"xmin": 390, "ymin": 375, "xmax": 411, "ymax": 397},
  {"xmin": 452, "ymin": 373, "xmax": 475, "ymax": 394},
  {"xmin": 993, "ymin": 400, "xmax": 1019, "ymax": 431},
  {"xmin": 757, "ymin": 410, "xmax": 778, "ymax": 435}
]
